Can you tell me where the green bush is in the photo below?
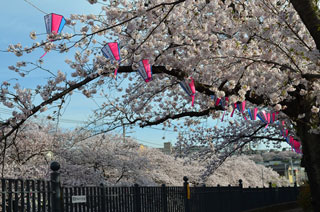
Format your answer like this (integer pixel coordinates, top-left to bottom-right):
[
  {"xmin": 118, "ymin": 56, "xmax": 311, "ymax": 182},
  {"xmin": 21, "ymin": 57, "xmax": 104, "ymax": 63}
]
[{"xmin": 297, "ymin": 182, "xmax": 313, "ymax": 212}]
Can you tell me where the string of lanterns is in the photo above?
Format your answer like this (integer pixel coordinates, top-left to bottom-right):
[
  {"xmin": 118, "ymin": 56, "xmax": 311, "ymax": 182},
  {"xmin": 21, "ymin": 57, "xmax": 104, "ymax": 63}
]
[{"xmin": 41, "ymin": 14, "xmax": 302, "ymax": 154}]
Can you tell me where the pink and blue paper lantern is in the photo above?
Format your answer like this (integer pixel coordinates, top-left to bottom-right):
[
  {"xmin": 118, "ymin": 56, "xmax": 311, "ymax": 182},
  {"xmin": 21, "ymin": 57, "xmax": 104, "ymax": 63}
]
[
  {"xmin": 101, "ymin": 42, "xmax": 121, "ymax": 78},
  {"xmin": 179, "ymin": 78, "xmax": 195, "ymax": 106},
  {"xmin": 44, "ymin": 13, "xmax": 66, "ymax": 35},
  {"xmin": 137, "ymin": 59, "xmax": 152, "ymax": 82},
  {"xmin": 41, "ymin": 13, "xmax": 66, "ymax": 58}
]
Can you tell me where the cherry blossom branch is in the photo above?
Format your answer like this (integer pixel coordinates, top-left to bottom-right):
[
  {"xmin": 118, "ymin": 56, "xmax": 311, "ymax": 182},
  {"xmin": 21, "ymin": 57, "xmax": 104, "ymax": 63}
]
[
  {"xmin": 139, "ymin": 107, "xmax": 215, "ymax": 127},
  {"xmin": 0, "ymin": 72, "xmax": 101, "ymax": 142},
  {"xmin": 232, "ymin": 56, "xmax": 298, "ymax": 73},
  {"xmin": 0, "ymin": 59, "xmax": 307, "ymax": 143},
  {"xmin": 11, "ymin": 0, "xmax": 187, "ymax": 55},
  {"xmin": 254, "ymin": 35, "xmax": 303, "ymax": 73},
  {"xmin": 117, "ymin": 66, "xmax": 214, "ymax": 94},
  {"xmin": 210, "ymin": 135, "xmax": 285, "ymax": 142},
  {"xmin": 262, "ymin": 0, "xmax": 312, "ymax": 51},
  {"xmin": 66, "ymin": 0, "xmax": 185, "ymax": 51},
  {"xmin": 133, "ymin": 4, "xmax": 177, "ymax": 52}
]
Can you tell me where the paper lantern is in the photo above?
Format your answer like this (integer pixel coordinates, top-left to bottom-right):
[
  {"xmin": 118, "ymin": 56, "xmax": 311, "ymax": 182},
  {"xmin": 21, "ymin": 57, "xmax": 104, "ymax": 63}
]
[
  {"xmin": 221, "ymin": 97, "xmax": 229, "ymax": 109},
  {"xmin": 230, "ymin": 103, "xmax": 237, "ymax": 117},
  {"xmin": 210, "ymin": 95, "xmax": 224, "ymax": 107},
  {"xmin": 137, "ymin": 59, "xmax": 152, "ymax": 82},
  {"xmin": 215, "ymin": 97, "xmax": 221, "ymax": 106},
  {"xmin": 230, "ymin": 101, "xmax": 246, "ymax": 120},
  {"xmin": 237, "ymin": 101, "xmax": 246, "ymax": 113},
  {"xmin": 257, "ymin": 111, "xmax": 271, "ymax": 127},
  {"xmin": 285, "ymin": 129, "xmax": 289, "ymax": 138},
  {"xmin": 270, "ymin": 112, "xmax": 279, "ymax": 124},
  {"xmin": 211, "ymin": 96, "xmax": 229, "ymax": 121},
  {"xmin": 180, "ymin": 77, "xmax": 195, "ymax": 106},
  {"xmin": 44, "ymin": 13, "xmax": 66, "ymax": 35},
  {"xmin": 279, "ymin": 121, "xmax": 288, "ymax": 137},
  {"xmin": 248, "ymin": 108, "xmax": 258, "ymax": 120},
  {"xmin": 293, "ymin": 140, "xmax": 301, "ymax": 150},
  {"xmin": 237, "ymin": 101, "xmax": 247, "ymax": 120},
  {"xmin": 214, "ymin": 96, "xmax": 229, "ymax": 109},
  {"xmin": 101, "ymin": 42, "xmax": 121, "ymax": 78},
  {"xmin": 220, "ymin": 97, "xmax": 229, "ymax": 121},
  {"xmin": 41, "ymin": 13, "xmax": 66, "ymax": 58}
]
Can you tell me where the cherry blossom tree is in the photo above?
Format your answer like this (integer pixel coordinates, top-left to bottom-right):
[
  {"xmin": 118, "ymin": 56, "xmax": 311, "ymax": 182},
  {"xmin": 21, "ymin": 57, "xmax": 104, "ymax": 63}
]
[
  {"xmin": 0, "ymin": 120, "xmax": 74, "ymax": 179},
  {"xmin": 251, "ymin": 150, "xmax": 302, "ymax": 162},
  {"xmin": 1, "ymin": 0, "xmax": 320, "ymax": 209},
  {"xmin": 1, "ymin": 121, "xmax": 288, "ymax": 187}
]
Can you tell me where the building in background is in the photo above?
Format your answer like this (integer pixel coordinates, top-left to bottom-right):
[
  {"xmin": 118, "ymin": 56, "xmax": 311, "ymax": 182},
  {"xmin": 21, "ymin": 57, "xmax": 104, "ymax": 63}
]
[
  {"xmin": 254, "ymin": 153, "xmax": 307, "ymax": 185},
  {"xmin": 157, "ymin": 142, "xmax": 173, "ymax": 155}
]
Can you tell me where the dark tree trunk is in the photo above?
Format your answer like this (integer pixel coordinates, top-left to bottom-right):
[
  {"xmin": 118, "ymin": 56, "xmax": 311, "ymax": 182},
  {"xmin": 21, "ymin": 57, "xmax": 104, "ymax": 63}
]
[
  {"xmin": 297, "ymin": 122, "xmax": 320, "ymax": 211},
  {"xmin": 290, "ymin": 0, "xmax": 320, "ymax": 50}
]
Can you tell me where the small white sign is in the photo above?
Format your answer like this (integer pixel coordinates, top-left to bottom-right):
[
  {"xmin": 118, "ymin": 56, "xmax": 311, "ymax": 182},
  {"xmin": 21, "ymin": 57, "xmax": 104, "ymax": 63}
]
[{"xmin": 72, "ymin": 195, "xmax": 86, "ymax": 203}]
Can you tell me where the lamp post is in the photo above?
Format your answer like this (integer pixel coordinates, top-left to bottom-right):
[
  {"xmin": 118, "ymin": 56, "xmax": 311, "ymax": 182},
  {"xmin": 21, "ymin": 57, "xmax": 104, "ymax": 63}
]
[{"xmin": 50, "ymin": 161, "xmax": 62, "ymax": 212}]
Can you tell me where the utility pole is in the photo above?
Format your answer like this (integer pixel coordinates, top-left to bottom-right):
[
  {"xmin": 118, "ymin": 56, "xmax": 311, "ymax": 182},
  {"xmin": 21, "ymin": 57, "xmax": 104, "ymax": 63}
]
[
  {"xmin": 290, "ymin": 158, "xmax": 295, "ymax": 184},
  {"xmin": 120, "ymin": 119, "xmax": 126, "ymax": 143},
  {"xmin": 285, "ymin": 163, "xmax": 287, "ymax": 179},
  {"xmin": 262, "ymin": 168, "xmax": 264, "ymax": 187}
]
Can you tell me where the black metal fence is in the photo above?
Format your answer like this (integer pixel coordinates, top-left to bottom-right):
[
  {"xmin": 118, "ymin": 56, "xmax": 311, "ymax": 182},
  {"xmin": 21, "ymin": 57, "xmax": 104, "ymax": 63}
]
[
  {"xmin": 1, "ymin": 178, "xmax": 51, "ymax": 212},
  {"xmin": 188, "ymin": 180, "xmax": 299, "ymax": 212},
  {"xmin": 61, "ymin": 184, "xmax": 185, "ymax": 212},
  {"xmin": 0, "ymin": 162, "xmax": 300, "ymax": 212}
]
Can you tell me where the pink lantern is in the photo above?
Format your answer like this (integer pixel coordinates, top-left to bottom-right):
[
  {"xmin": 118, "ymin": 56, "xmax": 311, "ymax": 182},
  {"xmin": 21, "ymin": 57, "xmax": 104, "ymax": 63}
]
[
  {"xmin": 44, "ymin": 13, "xmax": 66, "ymax": 35},
  {"xmin": 137, "ymin": 59, "xmax": 152, "ymax": 82},
  {"xmin": 179, "ymin": 77, "xmax": 196, "ymax": 106},
  {"xmin": 248, "ymin": 108, "xmax": 258, "ymax": 120},
  {"xmin": 101, "ymin": 42, "xmax": 121, "ymax": 79},
  {"xmin": 41, "ymin": 13, "xmax": 66, "ymax": 58}
]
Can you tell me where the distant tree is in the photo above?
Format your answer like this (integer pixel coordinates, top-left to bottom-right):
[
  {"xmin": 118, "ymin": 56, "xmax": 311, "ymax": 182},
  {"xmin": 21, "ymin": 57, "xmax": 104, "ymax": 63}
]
[
  {"xmin": 206, "ymin": 155, "xmax": 289, "ymax": 188},
  {"xmin": 261, "ymin": 151, "xmax": 302, "ymax": 162},
  {"xmin": 1, "ymin": 121, "xmax": 288, "ymax": 187}
]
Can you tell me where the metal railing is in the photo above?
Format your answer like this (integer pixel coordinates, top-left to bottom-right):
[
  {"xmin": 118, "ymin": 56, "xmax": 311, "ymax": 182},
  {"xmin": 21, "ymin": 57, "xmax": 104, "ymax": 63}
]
[{"xmin": 0, "ymin": 162, "xmax": 299, "ymax": 212}]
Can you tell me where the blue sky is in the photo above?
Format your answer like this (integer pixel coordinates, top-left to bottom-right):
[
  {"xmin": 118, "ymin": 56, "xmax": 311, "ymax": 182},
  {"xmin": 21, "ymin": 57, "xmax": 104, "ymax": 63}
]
[
  {"xmin": 0, "ymin": 0, "xmax": 104, "ymax": 124},
  {"xmin": 0, "ymin": 0, "xmax": 179, "ymax": 148}
]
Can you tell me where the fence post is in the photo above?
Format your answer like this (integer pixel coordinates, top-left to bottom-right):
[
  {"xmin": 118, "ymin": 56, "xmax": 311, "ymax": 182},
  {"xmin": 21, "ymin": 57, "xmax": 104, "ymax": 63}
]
[
  {"xmin": 275, "ymin": 186, "xmax": 279, "ymax": 204},
  {"xmin": 134, "ymin": 184, "xmax": 141, "ymax": 212},
  {"xmin": 1, "ymin": 179, "xmax": 6, "ymax": 212},
  {"xmin": 50, "ymin": 161, "xmax": 62, "ymax": 212},
  {"xmin": 183, "ymin": 176, "xmax": 190, "ymax": 212},
  {"xmin": 268, "ymin": 182, "xmax": 273, "ymax": 205},
  {"xmin": 239, "ymin": 179, "xmax": 243, "ymax": 211},
  {"xmin": 239, "ymin": 179, "xmax": 243, "ymax": 189},
  {"xmin": 100, "ymin": 183, "xmax": 106, "ymax": 212},
  {"xmin": 161, "ymin": 184, "xmax": 168, "ymax": 212},
  {"xmin": 216, "ymin": 184, "xmax": 221, "ymax": 212},
  {"xmin": 292, "ymin": 182, "xmax": 298, "ymax": 202}
]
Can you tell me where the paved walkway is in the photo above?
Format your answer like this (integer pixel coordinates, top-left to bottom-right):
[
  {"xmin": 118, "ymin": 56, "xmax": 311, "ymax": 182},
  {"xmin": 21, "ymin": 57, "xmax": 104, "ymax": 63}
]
[
  {"xmin": 244, "ymin": 202, "xmax": 304, "ymax": 212},
  {"xmin": 281, "ymin": 209, "xmax": 303, "ymax": 212}
]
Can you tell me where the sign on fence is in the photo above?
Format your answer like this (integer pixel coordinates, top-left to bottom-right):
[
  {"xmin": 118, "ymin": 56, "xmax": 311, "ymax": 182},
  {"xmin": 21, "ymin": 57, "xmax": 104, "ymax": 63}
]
[{"xmin": 72, "ymin": 195, "xmax": 86, "ymax": 203}]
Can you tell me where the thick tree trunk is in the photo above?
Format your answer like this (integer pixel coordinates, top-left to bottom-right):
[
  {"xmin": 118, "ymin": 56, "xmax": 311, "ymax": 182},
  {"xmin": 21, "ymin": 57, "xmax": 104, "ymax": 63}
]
[
  {"xmin": 290, "ymin": 0, "xmax": 320, "ymax": 50},
  {"xmin": 297, "ymin": 122, "xmax": 320, "ymax": 211}
]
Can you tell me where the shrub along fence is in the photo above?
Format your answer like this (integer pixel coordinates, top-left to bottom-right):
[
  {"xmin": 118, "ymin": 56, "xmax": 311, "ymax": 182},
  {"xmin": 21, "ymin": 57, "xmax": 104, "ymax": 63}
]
[{"xmin": 0, "ymin": 162, "xmax": 299, "ymax": 212}]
